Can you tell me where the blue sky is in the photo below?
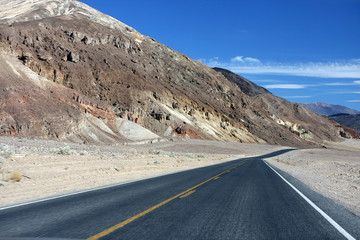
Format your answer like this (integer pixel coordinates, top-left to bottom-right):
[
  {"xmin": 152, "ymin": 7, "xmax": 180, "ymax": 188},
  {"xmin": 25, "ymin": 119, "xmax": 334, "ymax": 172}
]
[{"xmin": 81, "ymin": 0, "xmax": 360, "ymax": 111}]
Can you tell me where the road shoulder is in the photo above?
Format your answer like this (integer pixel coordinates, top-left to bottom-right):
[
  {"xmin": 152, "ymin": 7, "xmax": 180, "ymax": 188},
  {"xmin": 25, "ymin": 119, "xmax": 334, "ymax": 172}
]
[{"xmin": 264, "ymin": 159, "xmax": 360, "ymax": 239}]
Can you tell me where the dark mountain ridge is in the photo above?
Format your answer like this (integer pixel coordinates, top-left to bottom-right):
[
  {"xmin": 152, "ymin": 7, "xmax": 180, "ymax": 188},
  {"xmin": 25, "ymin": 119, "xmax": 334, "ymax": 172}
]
[
  {"xmin": 328, "ymin": 114, "xmax": 360, "ymax": 135},
  {"xmin": 213, "ymin": 67, "xmax": 269, "ymax": 97},
  {"xmin": 302, "ymin": 102, "xmax": 360, "ymax": 116}
]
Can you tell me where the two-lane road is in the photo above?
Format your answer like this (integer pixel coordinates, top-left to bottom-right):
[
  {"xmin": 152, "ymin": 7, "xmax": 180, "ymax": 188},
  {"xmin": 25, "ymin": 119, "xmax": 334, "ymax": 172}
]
[{"xmin": 0, "ymin": 150, "xmax": 359, "ymax": 239}]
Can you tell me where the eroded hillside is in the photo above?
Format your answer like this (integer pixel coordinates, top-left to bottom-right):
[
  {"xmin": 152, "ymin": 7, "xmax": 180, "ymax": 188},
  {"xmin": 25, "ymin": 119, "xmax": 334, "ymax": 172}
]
[{"xmin": 0, "ymin": 0, "xmax": 350, "ymax": 146}]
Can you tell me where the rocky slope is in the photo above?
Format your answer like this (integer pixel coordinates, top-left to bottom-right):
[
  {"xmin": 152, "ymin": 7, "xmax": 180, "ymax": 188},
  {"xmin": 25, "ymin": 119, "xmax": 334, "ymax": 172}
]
[
  {"xmin": 214, "ymin": 68, "xmax": 357, "ymax": 143},
  {"xmin": 328, "ymin": 114, "xmax": 360, "ymax": 136},
  {"xmin": 213, "ymin": 67, "xmax": 269, "ymax": 97},
  {"xmin": 0, "ymin": 53, "xmax": 159, "ymax": 144},
  {"xmin": 0, "ymin": 0, "xmax": 350, "ymax": 146},
  {"xmin": 301, "ymin": 102, "xmax": 360, "ymax": 116}
]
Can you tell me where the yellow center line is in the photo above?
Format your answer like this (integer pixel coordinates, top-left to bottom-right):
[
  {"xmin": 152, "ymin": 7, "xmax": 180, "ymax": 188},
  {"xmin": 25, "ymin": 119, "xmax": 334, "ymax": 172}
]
[
  {"xmin": 213, "ymin": 177, "xmax": 220, "ymax": 180},
  {"xmin": 87, "ymin": 161, "xmax": 247, "ymax": 240},
  {"xmin": 179, "ymin": 190, "xmax": 196, "ymax": 198}
]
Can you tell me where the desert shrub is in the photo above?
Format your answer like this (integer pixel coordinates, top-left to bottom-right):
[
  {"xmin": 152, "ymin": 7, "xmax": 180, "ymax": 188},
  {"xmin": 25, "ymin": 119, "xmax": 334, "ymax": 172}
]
[
  {"xmin": 148, "ymin": 149, "xmax": 160, "ymax": 155},
  {"xmin": 56, "ymin": 146, "xmax": 77, "ymax": 155},
  {"xmin": 129, "ymin": 149, "xmax": 137, "ymax": 154},
  {"xmin": 79, "ymin": 151, "xmax": 88, "ymax": 156},
  {"xmin": 0, "ymin": 144, "xmax": 15, "ymax": 159},
  {"xmin": 0, "ymin": 157, "xmax": 5, "ymax": 170},
  {"xmin": 153, "ymin": 160, "xmax": 161, "ymax": 165},
  {"xmin": 185, "ymin": 153, "xmax": 195, "ymax": 159},
  {"xmin": 9, "ymin": 172, "xmax": 22, "ymax": 182},
  {"xmin": 167, "ymin": 152, "xmax": 180, "ymax": 158},
  {"xmin": 0, "ymin": 156, "xmax": 5, "ymax": 166},
  {"xmin": 148, "ymin": 149, "xmax": 168, "ymax": 155}
]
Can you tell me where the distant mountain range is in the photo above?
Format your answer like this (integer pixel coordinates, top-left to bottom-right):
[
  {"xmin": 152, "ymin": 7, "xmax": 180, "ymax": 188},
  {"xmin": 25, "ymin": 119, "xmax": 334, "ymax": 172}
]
[{"xmin": 301, "ymin": 102, "xmax": 360, "ymax": 116}]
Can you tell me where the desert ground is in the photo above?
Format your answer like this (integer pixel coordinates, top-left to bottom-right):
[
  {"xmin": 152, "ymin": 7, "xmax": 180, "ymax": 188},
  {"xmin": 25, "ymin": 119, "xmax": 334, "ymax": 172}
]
[{"xmin": 0, "ymin": 137, "xmax": 359, "ymax": 217}]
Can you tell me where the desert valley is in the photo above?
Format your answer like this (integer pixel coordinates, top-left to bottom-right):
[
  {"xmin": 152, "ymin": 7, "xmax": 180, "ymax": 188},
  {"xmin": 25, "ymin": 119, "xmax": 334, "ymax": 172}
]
[{"xmin": 0, "ymin": 0, "xmax": 359, "ymax": 239}]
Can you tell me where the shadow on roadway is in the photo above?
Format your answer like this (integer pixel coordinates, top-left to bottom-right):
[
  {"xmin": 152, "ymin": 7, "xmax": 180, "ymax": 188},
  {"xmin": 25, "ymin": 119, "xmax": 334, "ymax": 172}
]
[{"xmin": 249, "ymin": 148, "xmax": 296, "ymax": 160}]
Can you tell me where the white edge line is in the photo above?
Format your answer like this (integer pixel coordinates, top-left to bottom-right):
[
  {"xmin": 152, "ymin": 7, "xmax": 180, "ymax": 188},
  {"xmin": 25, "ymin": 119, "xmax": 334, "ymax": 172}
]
[
  {"xmin": 0, "ymin": 156, "xmax": 243, "ymax": 211},
  {"xmin": 263, "ymin": 160, "xmax": 355, "ymax": 240}
]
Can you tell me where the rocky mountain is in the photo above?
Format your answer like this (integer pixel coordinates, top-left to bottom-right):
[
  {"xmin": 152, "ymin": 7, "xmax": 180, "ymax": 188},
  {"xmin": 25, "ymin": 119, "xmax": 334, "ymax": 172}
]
[
  {"xmin": 0, "ymin": 0, "xmax": 352, "ymax": 146},
  {"xmin": 301, "ymin": 102, "xmax": 360, "ymax": 116},
  {"xmin": 213, "ymin": 68, "xmax": 269, "ymax": 97},
  {"xmin": 214, "ymin": 68, "xmax": 358, "ymax": 142},
  {"xmin": 328, "ymin": 114, "xmax": 360, "ymax": 136}
]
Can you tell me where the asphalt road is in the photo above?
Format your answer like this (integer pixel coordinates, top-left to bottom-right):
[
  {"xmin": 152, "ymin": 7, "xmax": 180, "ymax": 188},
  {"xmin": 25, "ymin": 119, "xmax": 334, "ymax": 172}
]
[{"xmin": 0, "ymin": 149, "xmax": 359, "ymax": 240}]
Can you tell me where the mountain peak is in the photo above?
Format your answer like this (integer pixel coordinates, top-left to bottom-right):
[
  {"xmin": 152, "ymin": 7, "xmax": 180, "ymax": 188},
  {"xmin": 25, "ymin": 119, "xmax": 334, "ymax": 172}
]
[{"xmin": 0, "ymin": 0, "xmax": 136, "ymax": 34}]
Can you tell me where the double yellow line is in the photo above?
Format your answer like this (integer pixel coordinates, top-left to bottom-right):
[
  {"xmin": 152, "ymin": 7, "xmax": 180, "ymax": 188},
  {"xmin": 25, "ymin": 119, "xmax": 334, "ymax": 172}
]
[{"xmin": 87, "ymin": 161, "xmax": 247, "ymax": 240}]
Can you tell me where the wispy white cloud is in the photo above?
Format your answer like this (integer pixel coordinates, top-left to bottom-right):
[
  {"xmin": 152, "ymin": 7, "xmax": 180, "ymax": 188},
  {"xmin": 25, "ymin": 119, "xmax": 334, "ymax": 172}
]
[
  {"xmin": 327, "ymin": 91, "xmax": 360, "ymax": 95},
  {"xmin": 347, "ymin": 100, "xmax": 360, "ymax": 102},
  {"xmin": 324, "ymin": 80, "xmax": 360, "ymax": 86},
  {"xmin": 282, "ymin": 96, "xmax": 312, "ymax": 99},
  {"xmin": 197, "ymin": 57, "xmax": 219, "ymax": 64},
  {"xmin": 229, "ymin": 63, "xmax": 360, "ymax": 78},
  {"xmin": 244, "ymin": 57, "xmax": 261, "ymax": 63},
  {"xmin": 264, "ymin": 84, "xmax": 308, "ymax": 89},
  {"xmin": 324, "ymin": 82, "xmax": 353, "ymax": 86},
  {"xmin": 230, "ymin": 56, "xmax": 261, "ymax": 64},
  {"xmin": 231, "ymin": 56, "xmax": 245, "ymax": 63},
  {"xmin": 199, "ymin": 57, "xmax": 360, "ymax": 78},
  {"xmin": 253, "ymin": 79, "xmax": 283, "ymax": 83}
]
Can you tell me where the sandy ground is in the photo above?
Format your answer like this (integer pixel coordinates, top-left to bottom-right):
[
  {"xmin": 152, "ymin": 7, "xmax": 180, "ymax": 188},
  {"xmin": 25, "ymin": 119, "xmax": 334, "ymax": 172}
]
[
  {"xmin": 0, "ymin": 137, "xmax": 286, "ymax": 207},
  {"xmin": 1, "ymin": 137, "xmax": 359, "ymax": 218},
  {"xmin": 0, "ymin": 152, "xmax": 240, "ymax": 205},
  {"xmin": 266, "ymin": 139, "xmax": 360, "ymax": 216}
]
